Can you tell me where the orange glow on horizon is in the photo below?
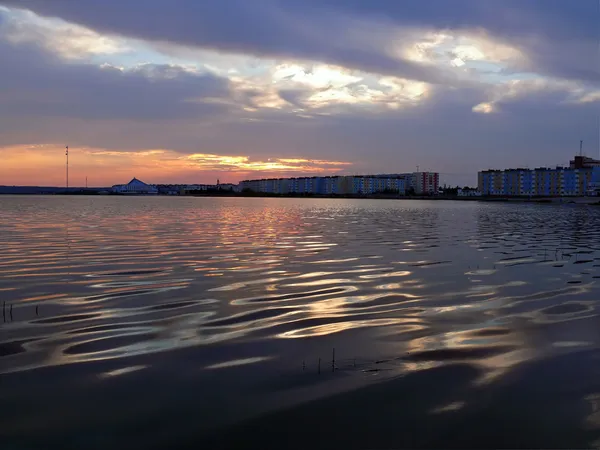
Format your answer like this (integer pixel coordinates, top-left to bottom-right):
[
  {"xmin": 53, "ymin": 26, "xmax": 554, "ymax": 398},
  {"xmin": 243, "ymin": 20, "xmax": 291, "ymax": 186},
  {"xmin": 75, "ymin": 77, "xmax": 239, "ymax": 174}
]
[{"xmin": 0, "ymin": 145, "xmax": 353, "ymax": 187}]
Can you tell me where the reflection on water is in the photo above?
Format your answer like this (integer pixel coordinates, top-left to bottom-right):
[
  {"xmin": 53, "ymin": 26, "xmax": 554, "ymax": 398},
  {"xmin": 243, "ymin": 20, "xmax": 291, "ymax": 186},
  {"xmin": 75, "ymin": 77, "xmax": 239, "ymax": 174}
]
[{"xmin": 3, "ymin": 196, "xmax": 600, "ymax": 447}]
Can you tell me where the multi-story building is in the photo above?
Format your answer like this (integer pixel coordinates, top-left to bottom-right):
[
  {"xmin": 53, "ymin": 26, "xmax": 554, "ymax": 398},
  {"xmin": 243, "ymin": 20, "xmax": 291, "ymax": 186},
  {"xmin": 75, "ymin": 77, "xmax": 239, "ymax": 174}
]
[
  {"xmin": 563, "ymin": 170, "xmax": 579, "ymax": 196},
  {"xmin": 478, "ymin": 163, "xmax": 600, "ymax": 197},
  {"xmin": 520, "ymin": 170, "xmax": 535, "ymax": 196},
  {"xmin": 323, "ymin": 177, "xmax": 336, "ymax": 195},
  {"xmin": 502, "ymin": 169, "xmax": 524, "ymax": 196},
  {"xmin": 588, "ymin": 170, "xmax": 600, "ymax": 196},
  {"xmin": 570, "ymin": 155, "xmax": 600, "ymax": 169},
  {"xmin": 239, "ymin": 173, "xmax": 418, "ymax": 195},
  {"xmin": 478, "ymin": 170, "xmax": 503, "ymax": 196},
  {"xmin": 412, "ymin": 172, "xmax": 439, "ymax": 195}
]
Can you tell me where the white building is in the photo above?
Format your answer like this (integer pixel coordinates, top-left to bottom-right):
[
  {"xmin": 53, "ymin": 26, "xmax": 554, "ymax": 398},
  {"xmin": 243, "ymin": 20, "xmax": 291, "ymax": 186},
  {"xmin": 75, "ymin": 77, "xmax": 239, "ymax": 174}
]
[
  {"xmin": 112, "ymin": 178, "xmax": 158, "ymax": 195},
  {"xmin": 457, "ymin": 188, "xmax": 482, "ymax": 197}
]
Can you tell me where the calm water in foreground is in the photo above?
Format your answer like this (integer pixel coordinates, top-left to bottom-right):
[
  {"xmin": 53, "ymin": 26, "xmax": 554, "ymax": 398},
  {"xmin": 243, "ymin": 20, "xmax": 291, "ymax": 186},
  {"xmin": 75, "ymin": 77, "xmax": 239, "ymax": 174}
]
[{"xmin": 3, "ymin": 196, "xmax": 600, "ymax": 448}]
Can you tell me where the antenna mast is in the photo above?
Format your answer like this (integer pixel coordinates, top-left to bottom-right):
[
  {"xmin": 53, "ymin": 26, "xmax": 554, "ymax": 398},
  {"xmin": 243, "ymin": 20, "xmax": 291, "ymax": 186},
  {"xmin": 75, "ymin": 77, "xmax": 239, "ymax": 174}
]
[
  {"xmin": 580, "ymin": 140, "xmax": 583, "ymax": 157},
  {"xmin": 66, "ymin": 146, "xmax": 69, "ymax": 189}
]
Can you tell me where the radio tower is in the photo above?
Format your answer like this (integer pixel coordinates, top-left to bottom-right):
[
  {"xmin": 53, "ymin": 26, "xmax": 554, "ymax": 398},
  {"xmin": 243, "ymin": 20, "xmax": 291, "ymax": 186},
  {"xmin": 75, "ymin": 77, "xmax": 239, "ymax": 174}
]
[{"xmin": 66, "ymin": 145, "xmax": 69, "ymax": 189}]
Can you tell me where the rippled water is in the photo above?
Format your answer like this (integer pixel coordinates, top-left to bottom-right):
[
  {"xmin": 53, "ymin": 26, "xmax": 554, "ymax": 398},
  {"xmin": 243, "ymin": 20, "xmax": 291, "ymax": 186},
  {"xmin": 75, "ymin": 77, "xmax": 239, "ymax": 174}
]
[{"xmin": 3, "ymin": 196, "xmax": 600, "ymax": 448}]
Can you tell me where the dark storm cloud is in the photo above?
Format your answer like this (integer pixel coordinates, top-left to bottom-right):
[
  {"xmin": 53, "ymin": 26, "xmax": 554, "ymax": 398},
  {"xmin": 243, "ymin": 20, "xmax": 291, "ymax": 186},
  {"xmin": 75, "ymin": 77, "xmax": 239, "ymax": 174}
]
[
  {"xmin": 0, "ymin": 0, "xmax": 597, "ymax": 84},
  {"xmin": 0, "ymin": 37, "xmax": 232, "ymax": 121}
]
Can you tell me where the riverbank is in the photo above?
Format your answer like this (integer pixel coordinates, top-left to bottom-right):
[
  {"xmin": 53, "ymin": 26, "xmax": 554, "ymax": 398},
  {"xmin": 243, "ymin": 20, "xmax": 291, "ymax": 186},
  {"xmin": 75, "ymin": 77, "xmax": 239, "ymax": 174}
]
[
  {"xmin": 183, "ymin": 193, "xmax": 600, "ymax": 205},
  {"xmin": 2, "ymin": 188, "xmax": 600, "ymax": 205}
]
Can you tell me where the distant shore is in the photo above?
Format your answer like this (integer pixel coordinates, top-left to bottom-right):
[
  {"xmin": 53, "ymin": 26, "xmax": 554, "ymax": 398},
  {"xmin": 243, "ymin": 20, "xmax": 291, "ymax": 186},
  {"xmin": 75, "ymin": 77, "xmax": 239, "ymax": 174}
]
[
  {"xmin": 1, "ymin": 187, "xmax": 599, "ymax": 204},
  {"xmin": 0, "ymin": 190, "xmax": 492, "ymax": 200},
  {"xmin": 187, "ymin": 193, "xmax": 600, "ymax": 204}
]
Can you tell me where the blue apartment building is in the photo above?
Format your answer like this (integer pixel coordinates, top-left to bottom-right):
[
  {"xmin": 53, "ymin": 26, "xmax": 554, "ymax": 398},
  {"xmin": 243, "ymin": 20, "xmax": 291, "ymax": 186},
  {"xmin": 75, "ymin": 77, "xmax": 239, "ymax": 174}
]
[
  {"xmin": 240, "ymin": 174, "xmax": 414, "ymax": 195},
  {"xmin": 478, "ymin": 162, "xmax": 600, "ymax": 197},
  {"xmin": 520, "ymin": 170, "xmax": 535, "ymax": 195}
]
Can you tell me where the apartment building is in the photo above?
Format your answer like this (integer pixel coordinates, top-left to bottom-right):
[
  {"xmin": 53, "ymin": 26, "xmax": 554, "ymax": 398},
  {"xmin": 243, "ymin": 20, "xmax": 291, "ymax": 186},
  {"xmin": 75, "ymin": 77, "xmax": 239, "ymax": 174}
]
[
  {"xmin": 239, "ymin": 173, "xmax": 418, "ymax": 195},
  {"xmin": 412, "ymin": 172, "xmax": 439, "ymax": 195},
  {"xmin": 478, "ymin": 165, "xmax": 600, "ymax": 197}
]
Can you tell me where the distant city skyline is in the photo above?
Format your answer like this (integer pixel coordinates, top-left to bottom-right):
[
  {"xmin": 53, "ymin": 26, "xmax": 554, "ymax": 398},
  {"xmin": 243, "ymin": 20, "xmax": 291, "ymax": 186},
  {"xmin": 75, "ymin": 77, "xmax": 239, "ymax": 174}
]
[{"xmin": 0, "ymin": 1, "xmax": 598, "ymax": 187}]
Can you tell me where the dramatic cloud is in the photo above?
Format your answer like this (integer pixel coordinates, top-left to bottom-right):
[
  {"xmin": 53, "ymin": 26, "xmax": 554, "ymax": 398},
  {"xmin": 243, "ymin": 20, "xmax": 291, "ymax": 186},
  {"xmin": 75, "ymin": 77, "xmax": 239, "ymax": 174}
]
[
  {"xmin": 0, "ymin": 1, "xmax": 598, "ymax": 187},
  {"xmin": 472, "ymin": 78, "xmax": 600, "ymax": 114},
  {"xmin": 2, "ymin": 0, "xmax": 597, "ymax": 83},
  {"xmin": 0, "ymin": 1, "xmax": 464, "ymax": 86},
  {"xmin": 1, "ymin": 7, "xmax": 130, "ymax": 59}
]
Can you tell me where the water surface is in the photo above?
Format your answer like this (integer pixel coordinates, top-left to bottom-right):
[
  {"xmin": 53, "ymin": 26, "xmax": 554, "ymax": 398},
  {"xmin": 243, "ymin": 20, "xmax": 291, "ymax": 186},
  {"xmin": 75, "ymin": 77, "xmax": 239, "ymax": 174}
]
[{"xmin": 2, "ymin": 196, "xmax": 600, "ymax": 448}]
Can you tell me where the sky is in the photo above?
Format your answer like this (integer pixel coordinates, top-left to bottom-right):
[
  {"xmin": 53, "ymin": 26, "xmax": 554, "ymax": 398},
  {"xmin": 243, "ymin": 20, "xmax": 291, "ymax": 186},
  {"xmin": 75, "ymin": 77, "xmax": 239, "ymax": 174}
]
[{"xmin": 0, "ymin": 1, "xmax": 598, "ymax": 187}]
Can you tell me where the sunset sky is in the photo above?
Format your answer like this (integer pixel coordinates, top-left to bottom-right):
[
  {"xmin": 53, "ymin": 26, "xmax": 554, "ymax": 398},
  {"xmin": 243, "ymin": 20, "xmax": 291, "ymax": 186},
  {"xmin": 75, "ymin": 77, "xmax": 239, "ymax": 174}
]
[{"xmin": 0, "ymin": 0, "xmax": 598, "ymax": 187}]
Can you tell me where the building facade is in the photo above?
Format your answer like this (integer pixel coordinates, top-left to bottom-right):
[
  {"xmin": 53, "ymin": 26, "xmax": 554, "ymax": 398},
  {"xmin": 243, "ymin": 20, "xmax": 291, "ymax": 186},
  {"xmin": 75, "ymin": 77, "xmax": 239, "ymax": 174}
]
[
  {"xmin": 478, "ymin": 165, "xmax": 600, "ymax": 197},
  {"xmin": 238, "ymin": 173, "xmax": 425, "ymax": 196},
  {"xmin": 412, "ymin": 172, "xmax": 440, "ymax": 195},
  {"xmin": 570, "ymin": 155, "xmax": 600, "ymax": 169}
]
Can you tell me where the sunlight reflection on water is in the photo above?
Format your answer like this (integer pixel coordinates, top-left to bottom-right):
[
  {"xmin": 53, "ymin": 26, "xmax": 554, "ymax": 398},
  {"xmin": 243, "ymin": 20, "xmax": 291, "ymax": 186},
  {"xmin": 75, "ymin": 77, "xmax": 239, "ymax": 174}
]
[
  {"xmin": 3, "ymin": 196, "xmax": 600, "ymax": 447},
  {"xmin": 2, "ymin": 197, "xmax": 600, "ymax": 372}
]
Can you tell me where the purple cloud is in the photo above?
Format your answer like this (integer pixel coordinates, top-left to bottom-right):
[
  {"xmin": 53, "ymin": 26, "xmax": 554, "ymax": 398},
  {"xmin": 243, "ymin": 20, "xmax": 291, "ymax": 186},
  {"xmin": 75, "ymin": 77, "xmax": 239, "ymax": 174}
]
[{"xmin": 1, "ymin": 0, "xmax": 597, "ymax": 84}]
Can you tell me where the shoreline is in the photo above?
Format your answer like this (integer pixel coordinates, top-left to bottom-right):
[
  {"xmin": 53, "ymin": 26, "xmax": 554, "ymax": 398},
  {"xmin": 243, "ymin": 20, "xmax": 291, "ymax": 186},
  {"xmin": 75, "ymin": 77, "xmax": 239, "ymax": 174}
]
[
  {"xmin": 2, "ymin": 192, "xmax": 600, "ymax": 204},
  {"xmin": 1, "ymin": 190, "xmax": 600, "ymax": 205}
]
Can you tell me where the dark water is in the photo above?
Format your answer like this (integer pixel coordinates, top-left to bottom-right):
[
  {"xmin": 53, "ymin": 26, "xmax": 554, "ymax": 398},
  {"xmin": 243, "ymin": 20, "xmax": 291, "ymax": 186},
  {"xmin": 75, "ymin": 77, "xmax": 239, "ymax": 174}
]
[{"xmin": 2, "ymin": 196, "xmax": 600, "ymax": 448}]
